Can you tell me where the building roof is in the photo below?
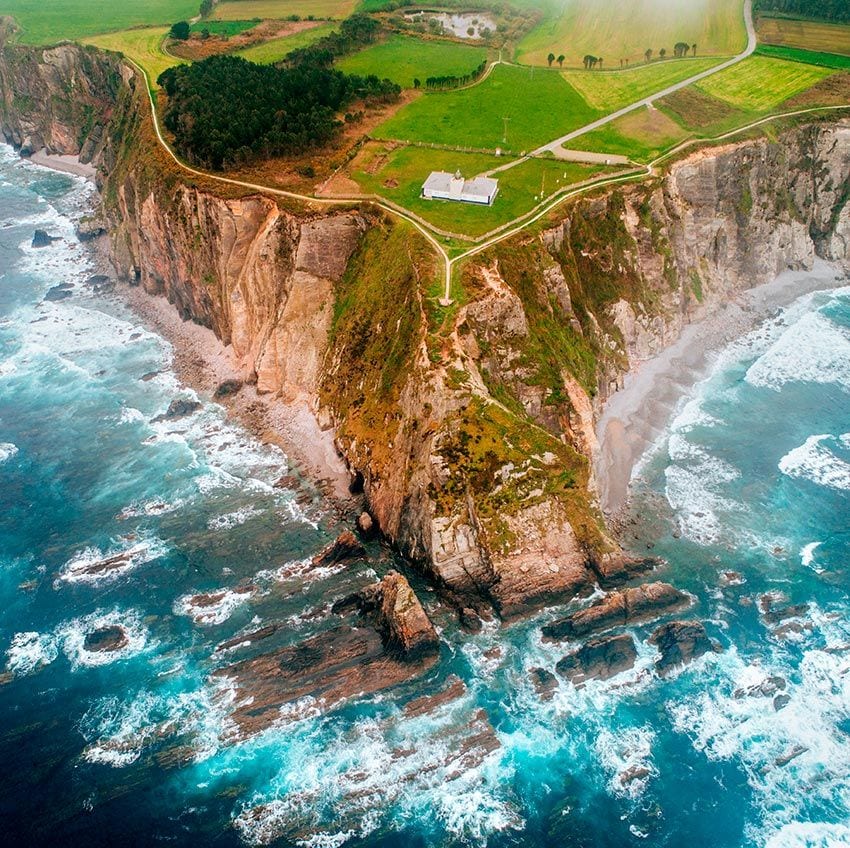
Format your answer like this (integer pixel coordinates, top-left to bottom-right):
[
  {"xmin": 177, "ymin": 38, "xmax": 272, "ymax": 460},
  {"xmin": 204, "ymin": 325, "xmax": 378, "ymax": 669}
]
[{"xmin": 422, "ymin": 171, "xmax": 498, "ymax": 201}]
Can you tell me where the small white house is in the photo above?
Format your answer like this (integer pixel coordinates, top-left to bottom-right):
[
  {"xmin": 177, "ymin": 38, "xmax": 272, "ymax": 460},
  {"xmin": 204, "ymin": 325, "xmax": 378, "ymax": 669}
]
[{"xmin": 422, "ymin": 170, "xmax": 498, "ymax": 206}]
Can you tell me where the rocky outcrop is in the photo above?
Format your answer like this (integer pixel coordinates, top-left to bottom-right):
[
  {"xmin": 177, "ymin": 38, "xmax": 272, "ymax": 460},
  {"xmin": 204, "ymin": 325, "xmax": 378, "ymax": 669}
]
[
  {"xmin": 542, "ymin": 582, "xmax": 691, "ymax": 641},
  {"xmin": 555, "ymin": 633, "xmax": 638, "ymax": 684},
  {"xmin": 650, "ymin": 620, "xmax": 721, "ymax": 675},
  {"xmin": 83, "ymin": 625, "xmax": 128, "ymax": 653},
  {"xmin": 4, "ymin": 34, "xmax": 850, "ymax": 621},
  {"xmin": 311, "ymin": 531, "xmax": 365, "ymax": 569},
  {"xmin": 377, "ymin": 570, "xmax": 439, "ymax": 657}
]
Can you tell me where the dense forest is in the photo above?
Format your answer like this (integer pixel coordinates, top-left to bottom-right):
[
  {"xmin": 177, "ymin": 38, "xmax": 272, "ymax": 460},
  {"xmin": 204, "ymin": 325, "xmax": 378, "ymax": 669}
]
[
  {"xmin": 157, "ymin": 55, "xmax": 399, "ymax": 169},
  {"xmin": 754, "ymin": 0, "xmax": 850, "ymax": 23},
  {"xmin": 285, "ymin": 13, "xmax": 381, "ymax": 67}
]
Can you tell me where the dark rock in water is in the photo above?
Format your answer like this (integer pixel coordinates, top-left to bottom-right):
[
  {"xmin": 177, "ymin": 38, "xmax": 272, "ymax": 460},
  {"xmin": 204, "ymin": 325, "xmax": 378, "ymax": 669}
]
[
  {"xmin": 43, "ymin": 283, "xmax": 73, "ymax": 301},
  {"xmin": 650, "ymin": 620, "xmax": 721, "ymax": 675},
  {"xmin": 140, "ymin": 371, "xmax": 161, "ymax": 382},
  {"xmin": 378, "ymin": 570, "xmax": 440, "ymax": 657},
  {"xmin": 773, "ymin": 693, "xmax": 791, "ymax": 711},
  {"xmin": 775, "ymin": 744, "xmax": 808, "ymax": 768},
  {"xmin": 215, "ymin": 622, "xmax": 284, "ymax": 653},
  {"xmin": 542, "ymin": 581, "xmax": 690, "ymax": 641},
  {"xmin": 273, "ymin": 474, "xmax": 299, "ymax": 490},
  {"xmin": 403, "ymin": 675, "xmax": 466, "ymax": 717},
  {"xmin": 589, "ymin": 552, "xmax": 658, "ymax": 588},
  {"xmin": 356, "ymin": 511, "xmax": 375, "ymax": 536},
  {"xmin": 556, "ymin": 634, "xmax": 637, "ymax": 684},
  {"xmin": 311, "ymin": 530, "xmax": 365, "ymax": 569},
  {"xmin": 83, "ymin": 625, "xmax": 128, "ymax": 653},
  {"xmin": 32, "ymin": 229, "xmax": 59, "ymax": 248},
  {"xmin": 529, "ymin": 666, "xmax": 558, "ymax": 700},
  {"xmin": 213, "ymin": 379, "xmax": 243, "ymax": 399},
  {"xmin": 459, "ymin": 606, "xmax": 483, "ymax": 633},
  {"xmin": 759, "ymin": 594, "xmax": 810, "ymax": 625},
  {"xmin": 734, "ymin": 675, "xmax": 786, "ymax": 700},
  {"xmin": 86, "ymin": 274, "xmax": 111, "ymax": 290},
  {"xmin": 152, "ymin": 398, "xmax": 202, "ymax": 422}
]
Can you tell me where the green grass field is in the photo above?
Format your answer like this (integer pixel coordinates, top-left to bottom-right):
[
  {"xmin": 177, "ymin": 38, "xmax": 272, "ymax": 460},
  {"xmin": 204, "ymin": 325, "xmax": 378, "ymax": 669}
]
[
  {"xmin": 189, "ymin": 20, "xmax": 260, "ymax": 37},
  {"xmin": 349, "ymin": 143, "xmax": 613, "ymax": 237},
  {"xmin": 212, "ymin": 0, "xmax": 355, "ymax": 20},
  {"xmin": 375, "ymin": 64, "xmax": 600, "ymax": 152},
  {"xmin": 516, "ymin": 0, "xmax": 746, "ymax": 67},
  {"xmin": 757, "ymin": 15, "xmax": 850, "ymax": 57},
  {"xmin": 234, "ymin": 22, "xmax": 336, "ymax": 62},
  {"xmin": 562, "ymin": 57, "xmax": 720, "ymax": 111},
  {"xmin": 696, "ymin": 55, "xmax": 833, "ymax": 111},
  {"xmin": 754, "ymin": 44, "xmax": 850, "ymax": 70},
  {"xmin": 569, "ymin": 104, "xmax": 690, "ymax": 161},
  {"xmin": 82, "ymin": 27, "xmax": 182, "ymax": 87},
  {"xmin": 4, "ymin": 0, "xmax": 197, "ymax": 44},
  {"xmin": 337, "ymin": 35, "xmax": 487, "ymax": 89}
]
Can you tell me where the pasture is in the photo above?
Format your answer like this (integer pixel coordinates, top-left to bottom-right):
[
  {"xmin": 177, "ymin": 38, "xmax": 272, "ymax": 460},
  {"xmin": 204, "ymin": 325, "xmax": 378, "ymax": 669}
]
[
  {"xmin": 695, "ymin": 55, "xmax": 833, "ymax": 111},
  {"xmin": 4, "ymin": 0, "xmax": 196, "ymax": 44},
  {"xmin": 516, "ymin": 0, "xmax": 746, "ymax": 67},
  {"xmin": 562, "ymin": 57, "xmax": 720, "ymax": 111},
  {"xmin": 337, "ymin": 35, "xmax": 487, "ymax": 89},
  {"xmin": 348, "ymin": 143, "xmax": 613, "ymax": 237},
  {"xmin": 755, "ymin": 44, "xmax": 850, "ymax": 71},
  {"xmin": 374, "ymin": 63, "xmax": 600, "ymax": 152},
  {"xmin": 569, "ymin": 104, "xmax": 689, "ymax": 161},
  {"xmin": 212, "ymin": 0, "xmax": 355, "ymax": 20},
  {"xmin": 757, "ymin": 15, "xmax": 850, "ymax": 57},
  {"xmin": 189, "ymin": 20, "xmax": 260, "ymax": 37},
  {"xmin": 234, "ymin": 22, "xmax": 335, "ymax": 62},
  {"xmin": 82, "ymin": 28, "xmax": 182, "ymax": 86}
]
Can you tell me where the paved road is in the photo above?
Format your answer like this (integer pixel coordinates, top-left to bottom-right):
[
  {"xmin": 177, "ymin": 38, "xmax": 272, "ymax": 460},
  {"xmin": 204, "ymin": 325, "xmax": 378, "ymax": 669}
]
[{"xmin": 486, "ymin": 0, "xmax": 756, "ymax": 174}]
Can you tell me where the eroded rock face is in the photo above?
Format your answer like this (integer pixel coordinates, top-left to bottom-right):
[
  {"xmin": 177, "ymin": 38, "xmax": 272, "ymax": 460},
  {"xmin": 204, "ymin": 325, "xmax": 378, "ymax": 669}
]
[
  {"xmin": 542, "ymin": 582, "xmax": 690, "ymax": 641},
  {"xmin": 650, "ymin": 620, "xmax": 720, "ymax": 675},
  {"xmin": 311, "ymin": 531, "xmax": 365, "ymax": 569},
  {"xmin": 378, "ymin": 570, "xmax": 439, "ymax": 657},
  {"xmin": 556, "ymin": 634, "xmax": 638, "ymax": 684}
]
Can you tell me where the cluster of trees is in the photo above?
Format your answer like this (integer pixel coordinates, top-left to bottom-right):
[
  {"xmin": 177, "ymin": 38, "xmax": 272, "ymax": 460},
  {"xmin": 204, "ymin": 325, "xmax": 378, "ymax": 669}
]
[
  {"xmin": 169, "ymin": 21, "xmax": 191, "ymax": 40},
  {"xmin": 285, "ymin": 14, "xmax": 381, "ymax": 67},
  {"xmin": 157, "ymin": 55, "xmax": 399, "ymax": 170},
  {"xmin": 754, "ymin": 0, "xmax": 850, "ymax": 22},
  {"xmin": 198, "ymin": 0, "xmax": 214, "ymax": 18},
  {"xmin": 582, "ymin": 54, "xmax": 603, "ymax": 69},
  {"xmin": 547, "ymin": 52, "xmax": 566, "ymax": 67},
  {"xmin": 420, "ymin": 59, "xmax": 487, "ymax": 90}
]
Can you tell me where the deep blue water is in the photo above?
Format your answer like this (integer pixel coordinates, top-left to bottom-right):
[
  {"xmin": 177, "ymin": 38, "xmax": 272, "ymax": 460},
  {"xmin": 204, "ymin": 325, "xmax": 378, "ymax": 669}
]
[{"xmin": 1, "ymin": 145, "xmax": 848, "ymax": 848}]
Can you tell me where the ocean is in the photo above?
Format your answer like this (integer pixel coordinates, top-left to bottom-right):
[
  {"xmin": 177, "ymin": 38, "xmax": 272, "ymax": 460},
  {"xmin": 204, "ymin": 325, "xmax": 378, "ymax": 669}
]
[{"xmin": 1, "ymin": 145, "xmax": 848, "ymax": 848}]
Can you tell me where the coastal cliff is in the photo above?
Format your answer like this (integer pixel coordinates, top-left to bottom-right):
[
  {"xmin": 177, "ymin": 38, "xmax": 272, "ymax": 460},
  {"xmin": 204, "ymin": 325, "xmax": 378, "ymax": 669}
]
[{"xmin": 2, "ymin": 34, "xmax": 849, "ymax": 619}]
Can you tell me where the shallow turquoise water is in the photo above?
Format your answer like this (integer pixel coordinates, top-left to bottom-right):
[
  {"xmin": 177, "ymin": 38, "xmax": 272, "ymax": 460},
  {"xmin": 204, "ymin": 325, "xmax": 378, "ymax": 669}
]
[{"xmin": 1, "ymin": 145, "xmax": 848, "ymax": 848}]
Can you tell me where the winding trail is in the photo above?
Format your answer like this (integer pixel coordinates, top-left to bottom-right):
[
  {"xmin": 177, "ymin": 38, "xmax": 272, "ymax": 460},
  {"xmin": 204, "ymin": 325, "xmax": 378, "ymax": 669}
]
[{"xmin": 128, "ymin": 0, "xmax": 849, "ymax": 308}]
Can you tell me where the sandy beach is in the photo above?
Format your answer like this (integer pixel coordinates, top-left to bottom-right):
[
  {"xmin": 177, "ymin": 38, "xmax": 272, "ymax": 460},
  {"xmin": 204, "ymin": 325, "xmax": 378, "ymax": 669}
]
[
  {"xmin": 28, "ymin": 149, "xmax": 97, "ymax": 179},
  {"xmin": 595, "ymin": 260, "xmax": 847, "ymax": 519}
]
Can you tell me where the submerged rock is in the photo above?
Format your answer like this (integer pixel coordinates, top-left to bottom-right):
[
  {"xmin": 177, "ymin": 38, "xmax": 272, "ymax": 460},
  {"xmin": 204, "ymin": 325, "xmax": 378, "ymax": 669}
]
[
  {"xmin": 650, "ymin": 620, "xmax": 721, "ymax": 675},
  {"xmin": 83, "ymin": 625, "xmax": 128, "ymax": 653},
  {"xmin": 529, "ymin": 666, "xmax": 559, "ymax": 700},
  {"xmin": 152, "ymin": 398, "xmax": 202, "ymax": 421},
  {"xmin": 31, "ymin": 229, "xmax": 59, "ymax": 248},
  {"xmin": 43, "ymin": 283, "xmax": 73, "ymax": 301},
  {"xmin": 556, "ymin": 634, "xmax": 638, "ymax": 684},
  {"xmin": 542, "ymin": 581, "xmax": 690, "ymax": 641}
]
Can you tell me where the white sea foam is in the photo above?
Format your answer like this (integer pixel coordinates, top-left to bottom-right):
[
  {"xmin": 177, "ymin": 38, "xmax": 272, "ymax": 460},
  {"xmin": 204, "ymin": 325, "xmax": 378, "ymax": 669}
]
[
  {"xmin": 764, "ymin": 822, "xmax": 850, "ymax": 848},
  {"xmin": 116, "ymin": 499, "xmax": 181, "ymax": 520},
  {"xmin": 745, "ymin": 311, "xmax": 850, "ymax": 392},
  {"xmin": 5, "ymin": 630, "xmax": 59, "ymax": 675},
  {"xmin": 779, "ymin": 434, "xmax": 850, "ymax": 491},
  {"xmin": 57, "ymin": 536, "xmax": 169, "ymax": 584},
  {"xmin": 0, "ymin": 442, "xmax": 18, "ymax": 463},
  {"xmin": 594, "ymin": 726, "xmax": 658, "ymax": 801},
  {"xmin": 207, "ymin": 506, "xmax": 262, "ymax": 531},
  {"xmin": 800, "ymin": 542, "xmax": 823, "ymax": 569},
  {"xmin": 57, "ymin": 608, "xmax": 149, "ymax": 670},
  {"xmin": 174, "ymin": 587, "xmax": 254, "ymax": 626}
]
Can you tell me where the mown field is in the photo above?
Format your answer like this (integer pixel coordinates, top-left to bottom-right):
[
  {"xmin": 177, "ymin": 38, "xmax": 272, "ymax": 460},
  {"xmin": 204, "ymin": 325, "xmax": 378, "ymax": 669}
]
[
  {"xmin": 562, "ymin": 57, "xmax": 721, "ymax": 111},
  {"xmin": 757, "ymin": 15, "xmax": 850, "ymax": 56},
  {"xmin": 348, "ymin": 142, "xmax": 614, "ymax": 237},
  {"xmin": 4, "ymin": 0, "xmax": 197, "ymax": 44},
  {"xmin": 189, "ymin": 20, "xmax": 259, "ymax": 37},
  {"xmin": 212, "ymin": 0, "xmax": 355, "ymax": 20},
  {"xmin": 568, "ymin": 104, "xmax": 690, "ymax": 161},
  {"xmin": 695, "ymin": 54, "xmax": 833, "ymax": 110},
  {"xmin": 82, "ymin": 27, "xmax": 182, "ymax": 87},
  {"xmin": 234, "ymin": 22, "xmax": 336, "ymax": 62},
  {"xmin": 516, "ymin": 0, "xmax": 746, "ymax": 67},
  {"xmin": 337, "ymin": 35, "xmax": 487, "ymax": 89},
  {"xmin": 374, "ymin": 64, "xmax": 600, "ymax": 152}
]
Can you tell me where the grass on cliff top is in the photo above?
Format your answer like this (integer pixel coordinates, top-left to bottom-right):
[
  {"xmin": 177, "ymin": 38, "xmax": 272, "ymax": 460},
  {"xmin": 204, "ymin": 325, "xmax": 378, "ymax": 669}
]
[
  {"xmin": 348, "ymin": 142, "xmax": 614, "ymax": 239},
  {"xmin": 515, "ymin": 0, "xmax": 746, "ymax": 67},
  {"xmin": 374, "ymin": 63, "xmax": 600, "ymax": 153},
  {"xmin": 561, "ymin": 57, "xmax": 722, "ymax": 112},
  {"xmin": 756, "ymin": 14, "xmax": 850, "ymax": 57},
  {"xmin": 337, "ymin": 35, "xmax": 487, "ymax": 90},
  {"xmin": 695, "ymin": 55, "xmax": 834, "ymax": 111},
  {"xmin": 233, "ymin": 22, "xmax": 335, "ymax": 62},
  {"xmin": 5, "ymin": 0, "xmax": 197, "ymax": 44},
  {"xmin": 82, "ymin": 28, "xmax": 183, "ymax": 88},
  {"xmin": 212, "ymin": 0, "xmax": 355, "ymax": 20}
]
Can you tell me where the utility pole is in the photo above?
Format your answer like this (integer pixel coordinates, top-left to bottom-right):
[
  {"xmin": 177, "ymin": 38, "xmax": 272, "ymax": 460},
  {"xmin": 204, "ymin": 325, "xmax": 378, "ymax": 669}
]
[{"xmin": 502, "ymin": 116, "xmax": 510, "ymax": 145}]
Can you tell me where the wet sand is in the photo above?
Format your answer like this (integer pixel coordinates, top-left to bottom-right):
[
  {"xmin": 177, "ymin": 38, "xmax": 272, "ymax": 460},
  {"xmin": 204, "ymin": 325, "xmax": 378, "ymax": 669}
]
[
  {"xmin": 28, "ymin": 149, "xmax": 96, "ymax": 179},
  {"xmin": 595, "ymin": 260, "xmax": 847, "ymax": 519}
]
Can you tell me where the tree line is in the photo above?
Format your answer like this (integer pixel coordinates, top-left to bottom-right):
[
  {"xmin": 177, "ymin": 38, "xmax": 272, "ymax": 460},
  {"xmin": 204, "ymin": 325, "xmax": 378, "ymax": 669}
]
[
  {"xmin": 754, "ymin": 0, "xmax": 850, "ymax": 22},
  {"xmin": 284, "ymin": 13, "xmax": 381, "ymax": 68},
  {"xmin": 420, "ymin": 60, "xmax": 487, "ymax": 90},
  {"xmin": 578, "ymin": 42, "xmax": 697, "ymax": 69},
  {"xmin": 157, "ymin": 55, "xmax": 399, "ymax": 170}
]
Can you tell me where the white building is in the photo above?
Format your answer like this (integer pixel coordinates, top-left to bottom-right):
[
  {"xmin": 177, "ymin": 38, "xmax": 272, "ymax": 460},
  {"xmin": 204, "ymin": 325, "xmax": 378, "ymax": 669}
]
[{"xmin": 422, "ymin": 170, "xmax": 498, "ymax": 206}]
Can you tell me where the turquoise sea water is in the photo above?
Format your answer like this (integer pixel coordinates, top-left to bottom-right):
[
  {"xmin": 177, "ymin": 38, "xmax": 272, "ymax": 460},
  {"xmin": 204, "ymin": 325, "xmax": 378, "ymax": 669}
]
[{"xmin": 1, "ymin": 145, "xmax": 849, "ymax": 848}]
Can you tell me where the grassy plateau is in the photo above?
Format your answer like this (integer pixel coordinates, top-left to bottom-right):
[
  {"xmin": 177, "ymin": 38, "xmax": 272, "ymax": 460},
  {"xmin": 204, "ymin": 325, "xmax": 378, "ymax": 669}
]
[
  {"xmin": 82, "ymin": 28, "xmax": 182, "ymax": 86},
  {"xmin": 212, "ymin": 0, "xmax": 355, "ymax": 20}
]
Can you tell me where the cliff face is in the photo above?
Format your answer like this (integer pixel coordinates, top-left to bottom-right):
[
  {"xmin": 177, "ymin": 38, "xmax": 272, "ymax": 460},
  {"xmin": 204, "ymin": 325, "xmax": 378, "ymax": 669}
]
[{"xmin": 3, "ymin": 35, "xmax": 850, "ymax": 620}]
